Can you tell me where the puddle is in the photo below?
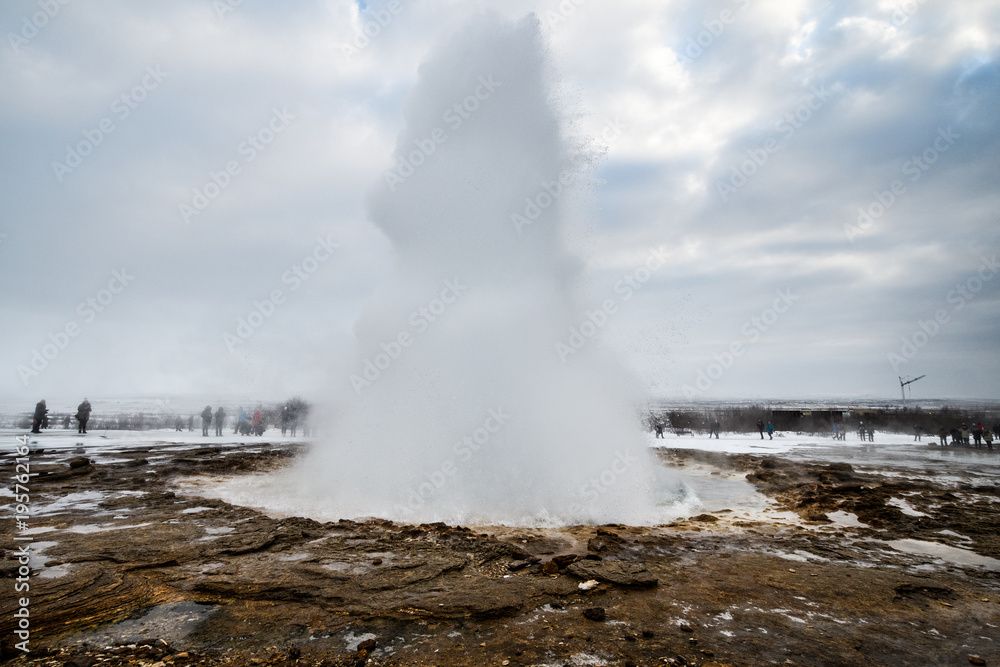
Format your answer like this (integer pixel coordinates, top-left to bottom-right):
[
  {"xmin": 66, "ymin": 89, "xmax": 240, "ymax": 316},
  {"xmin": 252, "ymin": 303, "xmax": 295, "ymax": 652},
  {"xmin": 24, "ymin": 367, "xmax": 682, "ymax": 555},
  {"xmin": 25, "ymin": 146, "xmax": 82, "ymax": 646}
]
[
  {"xmin": 826, "ymin": 511, "xmax": 868, "ymax": 528},
  {"xmin": 279, "ymin": 553, "xmax": 312, "ymax": 562},
  {"xmin": 68, "ymin": 523, "xmax": 151, "ymax": 534},
  {"xmin": 887, "ymin": 539, "xmax": 1000, "ymax": 570},
  {"xmin": 62, "ymin": 600, "xmax": 219, "ymax": 647},
  {"xmin": 38, "ymin": 563, "xmax": 76, "ymax": 579},
  {"xmin": 887, "ymin": 497, "xmax": 927, "ymax": 517},
  {"xmin": 33, "ymin": 491, "xmax": 105, "ymax": 516},
  {"xmin": 29, "ymin": 541, "xmax": 59, "ymax": 569}
]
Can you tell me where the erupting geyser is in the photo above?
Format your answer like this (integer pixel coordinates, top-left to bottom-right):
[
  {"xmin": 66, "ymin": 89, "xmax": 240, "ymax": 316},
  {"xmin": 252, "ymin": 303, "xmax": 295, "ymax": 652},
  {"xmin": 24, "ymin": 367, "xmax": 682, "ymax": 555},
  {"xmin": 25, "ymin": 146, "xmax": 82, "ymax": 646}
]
[{"xmin": 229, "ymin": 12, "xmax": 687, "ymax": 525}]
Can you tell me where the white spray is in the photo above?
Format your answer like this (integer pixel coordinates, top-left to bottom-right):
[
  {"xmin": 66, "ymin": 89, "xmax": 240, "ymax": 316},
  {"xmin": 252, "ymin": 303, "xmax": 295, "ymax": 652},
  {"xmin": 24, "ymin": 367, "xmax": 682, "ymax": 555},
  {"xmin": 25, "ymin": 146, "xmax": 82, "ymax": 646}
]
[{"xmin": 225, "ymin": 12, "xmax": 687, "ymax": 526}]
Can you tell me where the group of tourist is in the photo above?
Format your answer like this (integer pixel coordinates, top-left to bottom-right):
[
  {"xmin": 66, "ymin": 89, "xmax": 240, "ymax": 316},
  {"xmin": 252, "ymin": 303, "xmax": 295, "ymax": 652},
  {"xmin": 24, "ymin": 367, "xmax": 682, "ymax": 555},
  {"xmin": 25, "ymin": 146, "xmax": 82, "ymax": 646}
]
[
  {"xmin": 29, "ymin": 398, "xmax": 92, "ymax": 434},
  {"xmin": 931, "ymin": 423, "xmax": 996, "ymax": 450},
  {"xmin": 26, "ymin": 399, "xmax": 307, "ymax": 438}
]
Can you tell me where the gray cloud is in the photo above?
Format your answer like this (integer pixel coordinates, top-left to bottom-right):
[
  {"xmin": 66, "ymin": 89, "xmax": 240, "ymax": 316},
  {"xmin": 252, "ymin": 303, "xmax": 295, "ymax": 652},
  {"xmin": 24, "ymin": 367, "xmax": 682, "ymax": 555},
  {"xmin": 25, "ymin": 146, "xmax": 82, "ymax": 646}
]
[{"xmin": 1, "ymin": 0, "xmax": 997, "ymax": 405}]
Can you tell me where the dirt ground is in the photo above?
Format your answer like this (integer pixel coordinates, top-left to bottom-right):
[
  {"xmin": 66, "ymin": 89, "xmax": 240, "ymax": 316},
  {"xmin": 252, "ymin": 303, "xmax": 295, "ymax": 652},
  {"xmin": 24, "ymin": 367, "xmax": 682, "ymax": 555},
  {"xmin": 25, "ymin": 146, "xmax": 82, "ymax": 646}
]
[{"xmin": 2, "ymin": 441, "xmax": 998, "ymax": 667}]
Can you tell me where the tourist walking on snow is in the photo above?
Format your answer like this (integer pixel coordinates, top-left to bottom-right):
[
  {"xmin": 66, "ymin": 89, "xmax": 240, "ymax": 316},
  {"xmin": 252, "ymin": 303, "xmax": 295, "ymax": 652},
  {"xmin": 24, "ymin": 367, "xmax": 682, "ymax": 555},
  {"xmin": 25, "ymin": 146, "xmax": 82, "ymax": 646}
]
[
  {"xmin": 757, "ymin": 420, "xmax": 765, "ymax": 439},
  {"xmin": 710, "ymin": 420, "xmax": 720, "ymax": 439},
  {"xmin": 985, "ymin": 430, "xmax": 994, "ymax": 451},
  {"xmin": 938, "ymin": 427, "xmax": 949, "ymax": 446},
  {"xmin": 76, "ymin": 398, "xmax": 92, "ymax": 434},
  {"xmin": 214, "ymin": 406, "xmax": 226, "ymax": 436},
  {"xmin": 31, "ymin": 399, "xmax": 47, "ymax": 434},
  {"xmin": 235, "ymin": 407, "xmax": 247, "ymax": 434},
  {"xmin": 201, "ymin": 405, "xmax": 213, "ymax": 436},
  {"xmin": 766, "ymin": 422, "xmax": 775, "ymax": 440},
  {"xmin": 913, "ymin": 424, "xmax": 922, "ymax": 442}
]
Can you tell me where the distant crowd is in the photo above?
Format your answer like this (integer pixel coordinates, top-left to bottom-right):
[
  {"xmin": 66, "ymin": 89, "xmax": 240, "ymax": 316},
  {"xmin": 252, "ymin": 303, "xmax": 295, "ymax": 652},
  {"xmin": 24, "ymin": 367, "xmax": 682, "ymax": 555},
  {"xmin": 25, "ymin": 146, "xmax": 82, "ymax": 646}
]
[
  {"xmin": 648, "ymin": 413, "xmax": 998, "ymax": 451},
  {"xmin": 925, "ymin": 423, "xmax": 997, "ymax": 450},
  {"xmin": 25, "ymin": 399, "xmax": 310, "ymax": 438}
]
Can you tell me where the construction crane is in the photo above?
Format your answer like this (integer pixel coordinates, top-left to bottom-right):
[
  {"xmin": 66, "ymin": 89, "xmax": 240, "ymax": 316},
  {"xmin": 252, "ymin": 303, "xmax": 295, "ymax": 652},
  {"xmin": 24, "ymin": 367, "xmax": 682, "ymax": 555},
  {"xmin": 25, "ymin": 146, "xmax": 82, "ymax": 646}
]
[{"xmin": 899, "ymin": 375, "xmax": 926, "ymax": 406}]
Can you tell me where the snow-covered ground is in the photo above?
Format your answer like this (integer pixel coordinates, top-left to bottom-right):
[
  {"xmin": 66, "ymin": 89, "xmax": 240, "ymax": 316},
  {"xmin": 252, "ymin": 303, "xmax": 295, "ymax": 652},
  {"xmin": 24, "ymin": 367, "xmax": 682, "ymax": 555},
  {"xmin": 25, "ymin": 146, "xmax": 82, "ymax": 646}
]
[{"xmin": 4, "ymin": 426, "xmax": 997, "ymax": 528}]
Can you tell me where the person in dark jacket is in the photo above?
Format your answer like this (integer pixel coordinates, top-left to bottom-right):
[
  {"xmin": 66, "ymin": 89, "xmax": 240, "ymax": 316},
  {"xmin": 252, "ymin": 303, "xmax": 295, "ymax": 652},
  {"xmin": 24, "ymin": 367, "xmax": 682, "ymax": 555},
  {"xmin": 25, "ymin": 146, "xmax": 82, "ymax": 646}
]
[
  {"xmin": 280, "ymin": 405, "xmax": 290, "ymax": 436},
  {"xmin": 31, "ymin": 400, "xmax": 47, "ymax": 434},
  {"xmin": 710, "ymin": 419, "xmax": 720, "ymax": 439},
  {"xmin": 214, "ymin": 406, "xmax": 226, "ymax": 436},
  {"xmin": 201, "ymin": 406, "xmax": 213, "ymax": 436},
  {"xmin": 75, "ymin": 398, "xmax": 92, "ymax": 434},
  {"xmin": 756, "ymin": 420, "xmax": 765, "ymax": 439}
]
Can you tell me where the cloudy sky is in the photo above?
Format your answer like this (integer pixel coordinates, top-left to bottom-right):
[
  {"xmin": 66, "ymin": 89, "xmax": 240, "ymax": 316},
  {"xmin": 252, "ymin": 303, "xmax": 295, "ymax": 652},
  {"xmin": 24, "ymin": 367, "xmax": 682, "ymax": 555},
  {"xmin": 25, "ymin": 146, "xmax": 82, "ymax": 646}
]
[{"xmin": 1, "ymin": 0, "xmax": 998, "ymax": 408}]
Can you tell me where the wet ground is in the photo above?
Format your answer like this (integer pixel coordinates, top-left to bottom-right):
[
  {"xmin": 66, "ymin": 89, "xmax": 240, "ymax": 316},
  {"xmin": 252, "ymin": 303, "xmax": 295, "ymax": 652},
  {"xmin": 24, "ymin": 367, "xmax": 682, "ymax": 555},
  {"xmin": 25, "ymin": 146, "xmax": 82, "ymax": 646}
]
[{"xmin": 1, "ymin": 431, "xmax": 999, "ymax": 666}]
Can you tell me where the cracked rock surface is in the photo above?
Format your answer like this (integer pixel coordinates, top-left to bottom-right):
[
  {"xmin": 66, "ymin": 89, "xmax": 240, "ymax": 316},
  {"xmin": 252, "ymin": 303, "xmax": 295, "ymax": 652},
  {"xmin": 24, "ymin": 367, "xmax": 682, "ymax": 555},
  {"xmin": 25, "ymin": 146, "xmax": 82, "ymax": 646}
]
[{"xmin": 2, "ymin": 441, "xmax": 998, "ymax": 666}]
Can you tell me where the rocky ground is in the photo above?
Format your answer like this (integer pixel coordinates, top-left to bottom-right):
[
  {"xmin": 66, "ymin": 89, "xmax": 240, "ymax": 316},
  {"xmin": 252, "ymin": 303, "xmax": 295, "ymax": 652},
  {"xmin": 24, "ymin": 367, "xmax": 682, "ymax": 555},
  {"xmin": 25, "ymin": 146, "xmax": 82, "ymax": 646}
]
[{"xmin": 2, "ymin": 441, "xmax": 999, "ymax": 667}]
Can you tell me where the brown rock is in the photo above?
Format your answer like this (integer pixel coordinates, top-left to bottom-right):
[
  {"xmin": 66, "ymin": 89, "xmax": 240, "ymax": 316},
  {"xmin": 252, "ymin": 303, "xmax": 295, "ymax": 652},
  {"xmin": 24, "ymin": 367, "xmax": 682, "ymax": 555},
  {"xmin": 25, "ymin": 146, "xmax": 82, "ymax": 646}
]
[
  {"xmin": 582, "ymin": 607, "xmax": 606, "ymax": 622},
  {"xmin": 690, "ymin": 513, "xmax": 718, "ymax": 523},
  {"xmin": 551, "ymin": 553, "xmax": 579, "ymax": 568},
  {"xmin": 68, "ymin": 456, "xmax": 91, "ymax": 469},
  {"xmin": 541, "ymin": 561, "xmax": 560, "ymax": 575},
  {"xmin": 968, "ymin": 657, "xmax": 986, "ymax": 666},
  {"xmin": 566, "ymin": 560, "xmax": 658, "ymax": 588},
  {"xmin": 357, "ymin": 639, "xmax": 376, "ymax": 652}
]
